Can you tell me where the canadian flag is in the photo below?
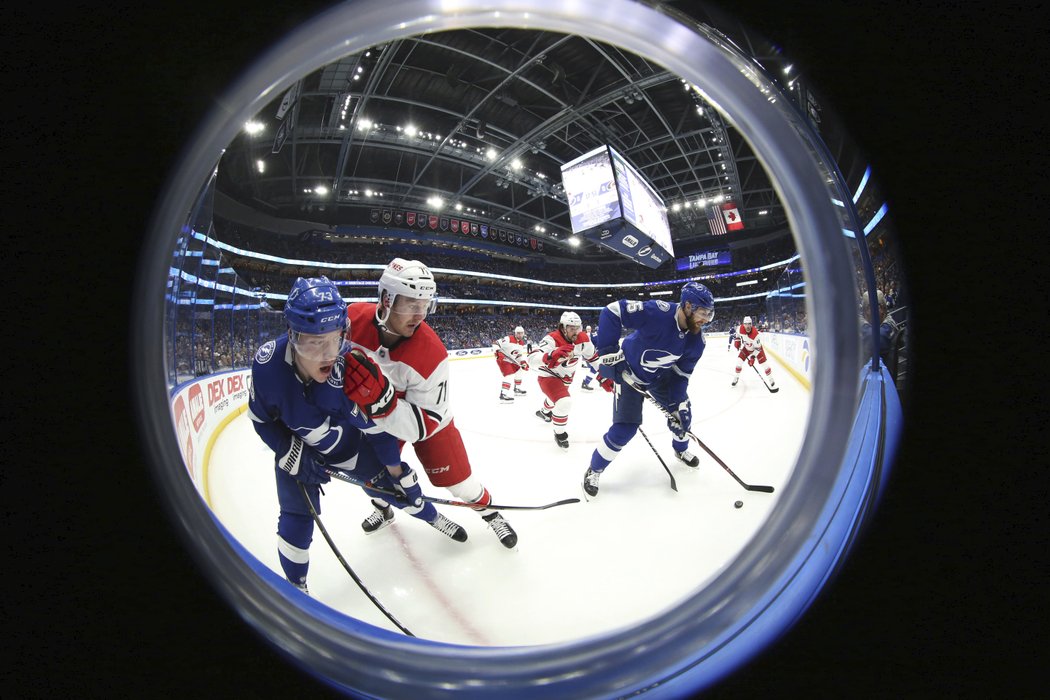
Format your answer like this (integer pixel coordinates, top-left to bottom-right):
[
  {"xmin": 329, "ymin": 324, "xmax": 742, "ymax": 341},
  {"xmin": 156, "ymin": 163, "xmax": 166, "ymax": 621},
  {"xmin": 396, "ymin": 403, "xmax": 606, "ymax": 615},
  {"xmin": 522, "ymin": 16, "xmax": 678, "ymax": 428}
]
[{"xmin": 721, "ymin": 203, "xmax": 744, "ymax": 231}]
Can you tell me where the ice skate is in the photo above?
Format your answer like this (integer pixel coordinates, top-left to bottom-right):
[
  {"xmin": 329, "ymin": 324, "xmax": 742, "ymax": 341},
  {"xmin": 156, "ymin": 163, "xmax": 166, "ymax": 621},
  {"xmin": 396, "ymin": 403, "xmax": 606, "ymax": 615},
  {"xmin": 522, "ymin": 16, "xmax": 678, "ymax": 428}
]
[
  {"xmin": 581, "ymin": 382, "xmax": 594, "ymax": 391},
  {"xmin": 731, "ymin": 376, "xmax": 739, "ymax": 387},
  {"xmin": 290, "ymin": 580, "xmax": 310, "ymax": 595},
  {"xmin": 482, "ymin": 512, "xmax": 518, "ymax": 548},
  {"xmin": 535, "ymin": 409, "xmax": 552, "ymax": 423},
  {"xmin": 675, "ymin": 450, "xmax": 700, "ymax": 468},
  {"xmin": 429, "ymin": 513, "xmax": 468, "ymax": 542},
  {"xmin": 554, "ymin": 431, "xmax": 569, "ymax": 449},
  {"xmin": 499, "ymin": 393, "xmax": 514, "ymax": 404},
  {"xmin": 361, "ymin": 503, "xmax": 395, "ymax": 534},
  {"xmin": 583, "ymin": 468, "xmax": 601, "ymax": 497},
  {"xmin": 514, "ymin": 386, "xmax": 527, "ymax": 396}
]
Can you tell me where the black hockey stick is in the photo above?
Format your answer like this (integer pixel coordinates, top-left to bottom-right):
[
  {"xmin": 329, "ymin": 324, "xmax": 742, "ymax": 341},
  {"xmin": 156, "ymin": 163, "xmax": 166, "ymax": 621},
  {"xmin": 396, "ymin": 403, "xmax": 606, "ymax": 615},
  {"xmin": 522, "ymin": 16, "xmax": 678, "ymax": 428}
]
[
  {"xmin": 297, "ymin": 483, "xmax": 415, "ymax": 636},
  {"xmin": 638, "ymin": 390, "xmax": 775, "ymax": 493},
  {"xmin": 322, "ymin": 467, "xmax": 581, "ymax": 510},
  {"xmin": 751, "ymin": 362, "xmax": 779, "ymax": 393},
  {"xmin": 638, "ymin": 427, "xmax": 677, "ymax": 492}
]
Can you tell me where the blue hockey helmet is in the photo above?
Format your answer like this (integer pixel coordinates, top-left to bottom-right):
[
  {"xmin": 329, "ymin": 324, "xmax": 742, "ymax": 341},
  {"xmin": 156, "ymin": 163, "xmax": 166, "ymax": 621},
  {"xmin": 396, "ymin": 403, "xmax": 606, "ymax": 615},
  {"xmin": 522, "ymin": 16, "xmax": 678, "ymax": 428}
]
[
  {"xmin": 284, "ymin": 276, "xmax": 348, "ymax": 335},
  {"xmin": 680, "ymin": 282, "xmax": 715, "ymax": 323}
]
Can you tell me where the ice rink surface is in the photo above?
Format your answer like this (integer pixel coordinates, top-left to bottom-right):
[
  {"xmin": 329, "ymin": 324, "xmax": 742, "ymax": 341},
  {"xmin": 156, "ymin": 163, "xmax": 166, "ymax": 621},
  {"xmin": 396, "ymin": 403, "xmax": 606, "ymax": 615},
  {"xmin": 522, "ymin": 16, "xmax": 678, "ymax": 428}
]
[{"xmin": 207, "ymin": 336, "xmax": 810, "ymax": 647}]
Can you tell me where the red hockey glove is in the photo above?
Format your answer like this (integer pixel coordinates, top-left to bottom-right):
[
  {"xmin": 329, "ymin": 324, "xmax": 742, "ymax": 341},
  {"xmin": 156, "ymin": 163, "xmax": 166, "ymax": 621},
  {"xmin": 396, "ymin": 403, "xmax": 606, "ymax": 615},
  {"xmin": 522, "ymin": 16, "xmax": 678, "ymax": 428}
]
[
  {"xmin": 747, "ymin": 354, "xmax": 756, "ymax": 367},
  {"xmin": 544, "ymin": 344, "xmax": 574, "ymax": 368},
  {"xmin": 343, "ymin": 350, "xmax": 397, "ymax": 418},
  {"xmin": 519, "ymin": 360, "xmax": 530, "ymax": 372},
  {"xmin": 598, "ymin": 376, "xmax": 615, "ymax": 393}
]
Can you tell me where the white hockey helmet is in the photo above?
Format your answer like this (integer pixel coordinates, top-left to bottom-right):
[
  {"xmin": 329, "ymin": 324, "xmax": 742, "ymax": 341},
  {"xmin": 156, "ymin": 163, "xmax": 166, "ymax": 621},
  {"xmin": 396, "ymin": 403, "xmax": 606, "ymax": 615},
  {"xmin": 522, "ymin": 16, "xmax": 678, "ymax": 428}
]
[
  {"xmin": 376, "ymin": 257, "xmax": 437, "ymax": 326},
  {"xmin": 560, "ymin": 311, "xmax": 582, "ymax": 328},
  {"xmin": 514, "ymin": 325, "xmax": 525, "ymax": 337},
  {"xmin": 743, "ymin": 316, "xmax": 753, "ymax": 326}
]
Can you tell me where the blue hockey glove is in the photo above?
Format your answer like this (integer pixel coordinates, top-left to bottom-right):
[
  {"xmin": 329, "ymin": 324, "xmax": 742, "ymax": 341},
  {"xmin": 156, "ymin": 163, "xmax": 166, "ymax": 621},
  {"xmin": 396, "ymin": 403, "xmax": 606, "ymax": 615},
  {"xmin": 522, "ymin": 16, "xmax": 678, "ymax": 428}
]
[
  {"xmin": 392, "ymin": 463, "xmax": 425, "ymax": 515},
  {"xmin": 665, "ymin": 401, "xmax": 692, "ymax": 439},
  {"xmin": 596, "ymin": 347, "xmax": 624, "ymax": 366},
  {"xmin": 277, "ymin": 435, "xmax": 331, "ymax": 485}
]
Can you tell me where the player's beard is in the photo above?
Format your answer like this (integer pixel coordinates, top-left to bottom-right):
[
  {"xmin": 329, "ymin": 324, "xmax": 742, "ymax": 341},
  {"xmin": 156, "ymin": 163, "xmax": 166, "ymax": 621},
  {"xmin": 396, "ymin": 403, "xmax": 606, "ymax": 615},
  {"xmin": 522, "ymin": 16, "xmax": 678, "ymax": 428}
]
[{"xmin": 685, "ymin": 315, "xmax": 703, "ymax": 334}]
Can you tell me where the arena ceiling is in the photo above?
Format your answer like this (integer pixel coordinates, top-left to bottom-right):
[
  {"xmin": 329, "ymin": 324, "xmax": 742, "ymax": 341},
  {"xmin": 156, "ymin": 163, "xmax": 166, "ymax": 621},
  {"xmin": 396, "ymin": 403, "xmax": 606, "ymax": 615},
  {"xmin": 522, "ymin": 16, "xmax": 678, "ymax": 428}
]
[{"xmin": 215, "ymin": 20, "xmax": 800, "ymax": 261}]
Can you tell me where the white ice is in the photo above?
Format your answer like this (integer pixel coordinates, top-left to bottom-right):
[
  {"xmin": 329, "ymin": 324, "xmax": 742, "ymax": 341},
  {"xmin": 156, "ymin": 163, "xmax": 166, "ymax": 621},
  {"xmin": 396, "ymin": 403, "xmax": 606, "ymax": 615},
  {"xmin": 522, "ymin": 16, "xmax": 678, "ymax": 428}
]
[{"xmin": 207, "ymin": 338, "xmax": 809, "ymax": 647}]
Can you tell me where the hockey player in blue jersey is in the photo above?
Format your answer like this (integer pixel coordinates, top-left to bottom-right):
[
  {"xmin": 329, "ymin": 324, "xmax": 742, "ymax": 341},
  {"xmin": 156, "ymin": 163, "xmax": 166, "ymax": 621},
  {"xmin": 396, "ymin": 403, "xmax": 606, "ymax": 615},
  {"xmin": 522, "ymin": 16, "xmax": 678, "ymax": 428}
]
[
  {"xmin": 248, "ymin": 277, "xmax": 467, "ymax": 594},
  {"xmin": 583, "ymin": 282, "xmax": 715, "ymax": 497}
]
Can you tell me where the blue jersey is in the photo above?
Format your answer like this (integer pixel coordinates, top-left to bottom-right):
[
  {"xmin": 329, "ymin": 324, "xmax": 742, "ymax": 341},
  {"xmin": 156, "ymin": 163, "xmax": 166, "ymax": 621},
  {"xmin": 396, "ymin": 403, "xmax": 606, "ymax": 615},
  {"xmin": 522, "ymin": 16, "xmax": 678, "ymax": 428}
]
[
  {"xmin": 594, "ymin": 299, "xmax": 706, "ymax": 402},
  {"xmin": 247, "ymin": 335, "xmax": 400, "ymax": 471}
]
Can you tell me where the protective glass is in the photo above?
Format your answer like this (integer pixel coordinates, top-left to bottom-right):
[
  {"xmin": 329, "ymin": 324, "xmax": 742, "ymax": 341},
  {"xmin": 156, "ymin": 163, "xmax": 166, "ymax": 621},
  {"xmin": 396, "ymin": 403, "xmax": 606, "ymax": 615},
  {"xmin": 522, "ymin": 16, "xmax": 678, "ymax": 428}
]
[
  {"xmin": 390, "ymin": 295, "xmax": 437, "ymax": 317},
  {"xmin": 290, "ymin": 329, "xmax": 350, "ymax": 362},
  {"xmin": 693, "ymin": 306, "xmax": 715, "ymax": 324}
]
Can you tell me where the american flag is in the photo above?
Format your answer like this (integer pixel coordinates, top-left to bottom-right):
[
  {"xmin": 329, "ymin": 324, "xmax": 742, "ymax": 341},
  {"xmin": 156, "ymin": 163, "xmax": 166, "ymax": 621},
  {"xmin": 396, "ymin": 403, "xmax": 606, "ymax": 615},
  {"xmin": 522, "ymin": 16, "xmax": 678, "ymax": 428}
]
[{"xmin": 707, "ymin": 204, "xmax": 727, "ymax": 235}]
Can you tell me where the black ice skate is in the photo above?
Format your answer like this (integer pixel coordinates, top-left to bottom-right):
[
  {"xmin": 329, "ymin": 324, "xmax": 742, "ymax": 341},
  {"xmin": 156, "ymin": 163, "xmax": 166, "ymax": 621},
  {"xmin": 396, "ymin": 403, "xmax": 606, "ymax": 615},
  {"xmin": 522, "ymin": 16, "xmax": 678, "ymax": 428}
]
[
  {"xmin": 429, "ymin": 513, "xmax": 468, "ymax": 542},
  {"xmin": 554, "ymin": 431, "xmax": 569, "ymax": 449},
  {"xmin": 581, "ymin": 382, "xmax": 594, "ymax": 391},
  {"xmin": 514, "ymin": 387, "xmax": 528, "ymax": 395},
  {"xmin": 482, "ymin": 512, "xmax": 518, "ymax": 548},
  {"xmin": 361, "ymin": 502, "xmax": 395, "ymax": 534},
  {"xmin": 535, "ymin": 409, "xmax": 552, "ymax": 423},
  {"xmin": 583, "ymin": 468, "xmax": 601, "ymax": 497},
  {"xmin": 290, "ymin": 579, "xmax": 310, "ymax": 595},
  {"xmin": 499, "ymin": 394, "xmax": 514, "ymax": 403},
  {"xmin": 675, "ymin": 450, "xmax": 700, "ymax": 468},
  {"xmin": 731, "ymin": 376, "xmax": 739, "ymax": 387}
]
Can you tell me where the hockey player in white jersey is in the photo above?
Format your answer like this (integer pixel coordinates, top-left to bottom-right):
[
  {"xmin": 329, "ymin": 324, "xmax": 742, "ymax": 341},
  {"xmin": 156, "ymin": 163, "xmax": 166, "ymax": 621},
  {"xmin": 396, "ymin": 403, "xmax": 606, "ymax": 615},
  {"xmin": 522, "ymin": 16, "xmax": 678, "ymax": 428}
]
[
  {"xmin": 732, "ymin": 316, "xmax": 777, "ymax": 391},
  {"xmin": 583, "ymin": 282, "xmax": 715, "ymax": 497},
  {"xmin": 492, "ymin": 325, "xmax": 529, "ymax": 403},
  {"xmin": 247, "ymin": 277, "xmax": 467, "ymax": 594},
  {"xmin": 341, "ymin": 258, "xmax": 518, "ymax": 548},
  {"xmin": 528, "ymin": 311, "xmax": 595, "ymax": 449}
]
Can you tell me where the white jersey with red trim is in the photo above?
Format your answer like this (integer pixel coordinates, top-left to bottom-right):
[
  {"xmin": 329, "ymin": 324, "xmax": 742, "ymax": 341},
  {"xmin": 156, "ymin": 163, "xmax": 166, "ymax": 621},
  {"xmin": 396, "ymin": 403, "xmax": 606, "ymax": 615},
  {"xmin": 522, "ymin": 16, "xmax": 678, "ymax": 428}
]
[
  {"xmin": 733, "ymin": 324, "xmax": 762, "ymax": 353},
  {"xmin": 493, "ymin": 334, "xmax": 528, "ymax": 366},
  {"xmin": 346, "ymin": 302, "xmax": 451, "ymax": 444},
  {"xmin": 528, "ymin": 329, "xmax": 595, "ymax": 381}
]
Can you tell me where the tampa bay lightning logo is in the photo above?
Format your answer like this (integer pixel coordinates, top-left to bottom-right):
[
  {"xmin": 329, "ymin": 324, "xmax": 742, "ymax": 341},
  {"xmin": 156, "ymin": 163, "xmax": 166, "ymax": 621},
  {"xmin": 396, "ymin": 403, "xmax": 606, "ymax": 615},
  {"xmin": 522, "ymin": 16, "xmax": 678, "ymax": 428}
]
[
  {"xmin": 639, "ymin": 349, "xmax": 680, "ymax": 370},
  {"xmin": 655, "ymin": 300, "xmax": 670, "ymax": 312},
  {"xmin": 326, "ymin": 356, "xmax": 345, "ymax": 388},
  {"xmin": 256, "ymin": 340, "xmax": 276, "ymax": 364}
]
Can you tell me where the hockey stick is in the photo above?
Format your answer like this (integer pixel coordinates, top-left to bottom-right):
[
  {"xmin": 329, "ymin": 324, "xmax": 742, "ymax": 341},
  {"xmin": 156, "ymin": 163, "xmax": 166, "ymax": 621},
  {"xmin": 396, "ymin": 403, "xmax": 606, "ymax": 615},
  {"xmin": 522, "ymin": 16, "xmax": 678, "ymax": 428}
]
[
  {"xmin": 297, "ymin": 483, "xmax": 415, "ymax": 636},
  {"xmin": 322, "ymin": 467, "xmax": 580, "ymax": 510},
  {"xmin": 751, "ymin": 362, "xmax": 779, "ymax": 393},
  {"xmin": 637, "ymin": 390, "xmax": 775, "ymax": 493},
  {"xmin": 637, "ymin": 427, "xmax": 677, "ymax": 492}
]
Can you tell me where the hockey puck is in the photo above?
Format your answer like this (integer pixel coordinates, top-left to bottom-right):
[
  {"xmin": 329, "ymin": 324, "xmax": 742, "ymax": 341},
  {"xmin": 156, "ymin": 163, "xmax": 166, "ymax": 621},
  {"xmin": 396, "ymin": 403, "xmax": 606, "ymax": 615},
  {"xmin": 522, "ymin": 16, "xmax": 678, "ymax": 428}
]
[{"xmin": 734, "ymin": 500, "xmax": 743, "ymax": 508}]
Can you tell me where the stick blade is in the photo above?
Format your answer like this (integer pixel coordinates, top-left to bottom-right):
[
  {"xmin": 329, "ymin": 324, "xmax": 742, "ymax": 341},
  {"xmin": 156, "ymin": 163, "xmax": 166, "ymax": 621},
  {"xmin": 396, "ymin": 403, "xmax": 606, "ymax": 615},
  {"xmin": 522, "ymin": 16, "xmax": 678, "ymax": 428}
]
[{"xmin": 746, "ymin": 484, "xmax": 775, "ymax": 493}]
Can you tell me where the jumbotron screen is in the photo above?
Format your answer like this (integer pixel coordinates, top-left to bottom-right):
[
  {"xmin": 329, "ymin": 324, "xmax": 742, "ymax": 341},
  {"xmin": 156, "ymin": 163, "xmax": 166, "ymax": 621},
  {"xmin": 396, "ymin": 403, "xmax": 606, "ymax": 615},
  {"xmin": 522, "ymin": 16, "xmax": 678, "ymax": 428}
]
[
  {"xmin": 608, "ymin": 147, "xmax": 672, "ymax": 254},
  {"xmin": 560, "ymin": 145, "xmax": 673, "ymax": 268},
  {"xmin": 561, "ymin": 146, "xmax": 622, "ymax": 231}
]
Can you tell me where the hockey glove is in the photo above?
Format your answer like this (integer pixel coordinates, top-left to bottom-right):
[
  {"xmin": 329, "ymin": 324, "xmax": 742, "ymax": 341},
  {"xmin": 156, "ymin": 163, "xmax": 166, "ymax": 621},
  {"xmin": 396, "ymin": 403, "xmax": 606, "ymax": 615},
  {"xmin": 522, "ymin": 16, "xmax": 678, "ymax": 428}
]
[
  {"xmin": 747, "ymin": 354, "xmax": 756, "ymax": 367},
  {"xmin": 665, "ymin": 401, "xmax": 692, "ymax": 439},
  {"xmin": 544, "ymin": 344, "xmax": 574, "ymax": 368},
  {"xmin": 277, "ymin": 435, "xmax": 331, "ymax": 485},
  {"xmin": 392, "ymin": 463, "xmax": 425, "ymax": 515},
  {"xmin": 343, "ymin": 350, "xmax": 397, "ymax": 418},
  {"xmin": 598, "ymin": 376, "xmax": 615, "ymax": 393},
  {"xmin": 519, "ymin": 359, "xmax": 530, "ymax": 372},
  {"xmin": 596, "ymin": 347, "xmax": 624, "ymax": 366}
]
